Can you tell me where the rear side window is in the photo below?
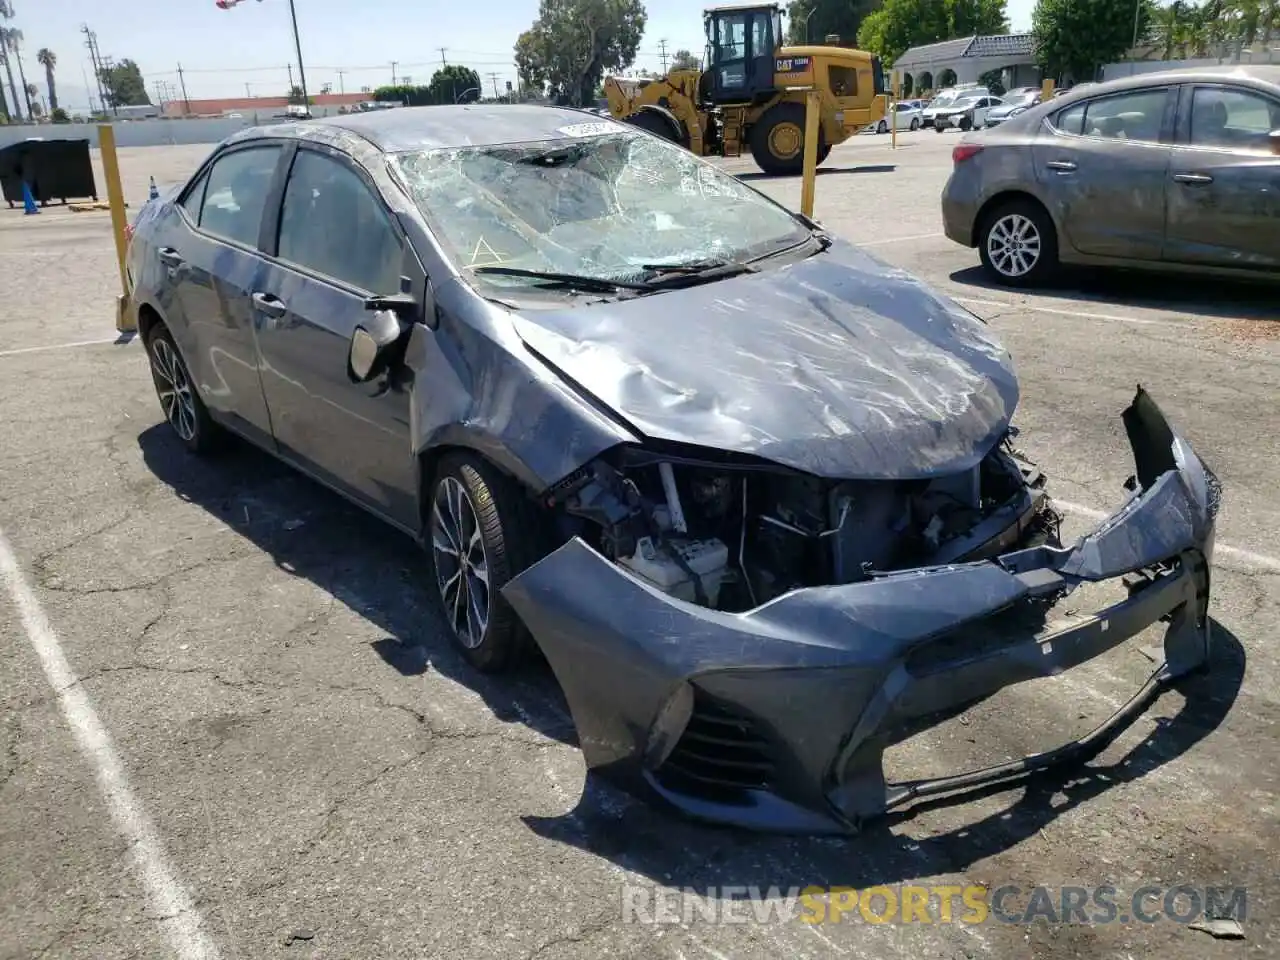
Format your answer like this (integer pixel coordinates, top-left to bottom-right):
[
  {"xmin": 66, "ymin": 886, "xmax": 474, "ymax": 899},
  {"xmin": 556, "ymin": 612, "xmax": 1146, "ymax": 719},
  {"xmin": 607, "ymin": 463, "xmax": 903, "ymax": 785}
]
[
  {"xmin": 1190, "ymin": 87, "xmax": 1280, "ymax": 152},
  {"xmin": 1054, "ymin": 88, "xmax": 1170, "ymax": 143},
  {"xmin": 276, "ymin": 149, "xmax": 402, "ymax": 294},
  {"xmin": 180, "ymin": 170, "xmax": 209, "ymax": 222},
  {"xmin": 197, "ymin": 146, "xmax": 282, "ymax": 247}
]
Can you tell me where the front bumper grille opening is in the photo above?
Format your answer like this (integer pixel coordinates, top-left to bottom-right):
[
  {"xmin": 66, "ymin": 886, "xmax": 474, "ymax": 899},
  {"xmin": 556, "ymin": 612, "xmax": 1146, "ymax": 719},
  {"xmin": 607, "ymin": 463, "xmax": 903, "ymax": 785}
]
[{"xmin": 654, "ymin": 691, "xmax": 776, "ymax": 800}]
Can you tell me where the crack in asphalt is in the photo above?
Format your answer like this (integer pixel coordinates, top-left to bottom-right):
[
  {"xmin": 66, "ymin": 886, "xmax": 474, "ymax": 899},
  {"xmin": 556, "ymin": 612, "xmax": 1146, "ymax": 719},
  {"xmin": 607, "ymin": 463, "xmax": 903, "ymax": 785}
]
[{"xmin": 521, "ymin": 912, "xmax": 620, "ymax": 960}]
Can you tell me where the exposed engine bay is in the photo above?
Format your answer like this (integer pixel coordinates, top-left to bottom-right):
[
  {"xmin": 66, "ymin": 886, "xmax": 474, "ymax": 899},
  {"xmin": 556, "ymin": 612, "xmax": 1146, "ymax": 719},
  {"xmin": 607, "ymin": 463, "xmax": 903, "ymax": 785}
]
[{"xmin": 545, "ymin": 433, "xmax": 1060, "ymax": 611}]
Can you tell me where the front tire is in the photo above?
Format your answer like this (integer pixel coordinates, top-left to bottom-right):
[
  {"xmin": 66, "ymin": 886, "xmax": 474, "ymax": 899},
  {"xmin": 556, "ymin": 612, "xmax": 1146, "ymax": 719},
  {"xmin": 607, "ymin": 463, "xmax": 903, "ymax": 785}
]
[
  {"xmin": 910, "ymin": 117, "xmax": 920, "ymax": 130},
  {"xmin": 959, "ymin": 114, "xmax": 974, "ymax": 131},
  {"xmin": 427, "ymin": 453, "xmax": 541, "ymax": 673},
  {"xmin": 750, "ymin": 102, "xmax": 820, "ymax": 175},
  {"xmin": 978, "ymin": 198, "xmax": 1059, "ymax": 287},
  {"xmin": 145, "ymin": 323, "xmax": 221, "ymax": 454},
  {"xmin": 626, "ymin": 110, "xmax": 680, "ymax": 143},
  {"xmin": 876, "ymin": 119, "xmax": 888, "ymax": 134}
]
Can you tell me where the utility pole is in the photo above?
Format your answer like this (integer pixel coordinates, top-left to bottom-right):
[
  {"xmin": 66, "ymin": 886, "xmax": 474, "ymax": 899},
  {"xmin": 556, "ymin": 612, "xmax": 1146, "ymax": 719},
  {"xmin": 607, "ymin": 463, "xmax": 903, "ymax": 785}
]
[
  {"xmin": 337, "ymin": 69, "xmax": 345, "ymax": 94},
  {"xmin": 81, "ymin": 25, "xmax": 108, "ymax": 119},
  {"xmin": 287, "ymin": 62, "xmax": 294, "ymax": 92},
  {"xmin": 177, "ymin": 62, "xmax": 191, "ymax": 116},
  {"xmin": 487, "ymin": 72, "xmax": 500, "ymax": 99},
  {"xmin": 439, "ymin": 47, "xmax": 448, "ymax": 66},
  {"xmin": 391, "ymin": 61, "xmax": 397, "ymax": 84},
  {"xmin": 658, "ymin": 39, "xmax": 669, "ymax": 72}
]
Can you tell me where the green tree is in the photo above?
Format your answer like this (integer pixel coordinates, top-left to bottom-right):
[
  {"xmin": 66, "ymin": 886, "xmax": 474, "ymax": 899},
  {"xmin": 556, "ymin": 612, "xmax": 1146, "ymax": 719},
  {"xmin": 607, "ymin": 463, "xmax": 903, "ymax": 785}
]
[
  {"xmin": 99, "ymin": 58, "xmax": 151, "ymax": 107},
  {"xmin": 429, "ymin": 64, "xmax": 482, "ymax": 103},
  {"xmin": 786, "ymin": 0, "xmax": 883, "ymax": 46},
  {"xmin": 50, "ymin": 105, "xmax": 68, "ymax": 122},
  {"xmin": 515, "ymin": 0, "xmax": 647, "ymax": 105},
  {"xmin": 1032, "ymin": 0, "xmax": 1153, "ymax": 83},
  {"xmin": 670, "ymin": 48, "xmax": 700, "ymax": 70},
  {"xmin": 286, "ymin": 84, "xmax": 313, "ymax": 105},
  {"xmin": 857, "ymin": 0, "xmax": 1009, "ymax": 63},
  {"xmin": 36, "ymin": 46, "xmax": 54, "ymax": 111}
]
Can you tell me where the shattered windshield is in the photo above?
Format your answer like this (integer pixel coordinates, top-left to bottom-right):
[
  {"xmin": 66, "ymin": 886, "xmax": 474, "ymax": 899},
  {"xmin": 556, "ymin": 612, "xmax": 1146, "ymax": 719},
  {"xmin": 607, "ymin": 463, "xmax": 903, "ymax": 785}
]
[{"xmin": 390, "ymin": 131, "xmax": 810, "ymax": 290}]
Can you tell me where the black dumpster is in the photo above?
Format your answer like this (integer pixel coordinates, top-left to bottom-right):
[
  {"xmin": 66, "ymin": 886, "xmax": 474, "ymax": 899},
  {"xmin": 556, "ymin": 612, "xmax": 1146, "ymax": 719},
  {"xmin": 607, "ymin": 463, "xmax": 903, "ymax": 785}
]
[{"xmin": 0, "ymin": 137, "xmax": 98, "ymax": 208}]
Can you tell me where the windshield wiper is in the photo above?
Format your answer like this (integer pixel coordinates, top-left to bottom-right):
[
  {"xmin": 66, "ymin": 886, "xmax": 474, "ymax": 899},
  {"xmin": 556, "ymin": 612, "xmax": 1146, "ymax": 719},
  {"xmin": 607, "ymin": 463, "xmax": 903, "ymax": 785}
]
[
  {"xmin": 638, "ymin": 259, "xmax": 759, "ymax": 288},
  {"xmin": 472, "ymin": 267, "xmax": 652, "ymax": 291}
]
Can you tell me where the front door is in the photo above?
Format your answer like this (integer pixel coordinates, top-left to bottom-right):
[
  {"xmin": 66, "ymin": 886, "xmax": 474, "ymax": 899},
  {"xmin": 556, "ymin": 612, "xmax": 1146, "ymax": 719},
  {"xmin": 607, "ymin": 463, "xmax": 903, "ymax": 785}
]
[
  {"xmin": 1033, "ymin": 85, "xmax": 1177, "ymax": 262},
  {"xmin": 252, "ymin": 144, "xmax": 419, "ymax": 528},
  {"xmin": 1163, "ymin": 83, "xmax": 1280, "ymax": 270}
]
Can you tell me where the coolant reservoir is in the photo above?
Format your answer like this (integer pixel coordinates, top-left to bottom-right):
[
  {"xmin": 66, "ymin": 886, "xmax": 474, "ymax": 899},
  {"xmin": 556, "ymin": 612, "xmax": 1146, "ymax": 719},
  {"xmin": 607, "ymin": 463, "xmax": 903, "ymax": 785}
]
[{"xmin": 619, "ymin": 536, "xmax": 729, "ymax": 607}]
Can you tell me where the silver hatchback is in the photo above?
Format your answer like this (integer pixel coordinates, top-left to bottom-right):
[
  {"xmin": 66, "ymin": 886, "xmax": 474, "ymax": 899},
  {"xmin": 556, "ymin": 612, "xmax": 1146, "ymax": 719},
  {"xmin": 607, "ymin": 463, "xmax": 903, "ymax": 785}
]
[{"xmin": 941, "ymin": 66, "xmax": 1280, "ymax": 286}]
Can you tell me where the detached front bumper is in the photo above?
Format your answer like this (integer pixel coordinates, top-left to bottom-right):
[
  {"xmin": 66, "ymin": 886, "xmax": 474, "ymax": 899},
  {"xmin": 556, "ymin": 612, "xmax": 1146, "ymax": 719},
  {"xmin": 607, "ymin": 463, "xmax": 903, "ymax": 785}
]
[{"xmin": 502, "ymin": 389, "xmax": 1220, "ymax": 833}]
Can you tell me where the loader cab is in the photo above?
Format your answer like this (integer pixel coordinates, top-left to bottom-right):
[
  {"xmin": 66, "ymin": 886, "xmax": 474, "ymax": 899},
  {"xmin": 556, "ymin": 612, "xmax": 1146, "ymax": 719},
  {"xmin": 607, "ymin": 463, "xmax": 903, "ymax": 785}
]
[{"xmin": 703, "ymin": 3, "xmax": 781, "ymax": 103}]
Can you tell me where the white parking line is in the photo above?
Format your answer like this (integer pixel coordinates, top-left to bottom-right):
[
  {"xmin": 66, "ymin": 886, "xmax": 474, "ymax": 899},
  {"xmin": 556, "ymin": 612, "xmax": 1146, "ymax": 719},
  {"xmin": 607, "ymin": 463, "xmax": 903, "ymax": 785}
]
[
  {"xmin": 0, "ymin": 528, "xmax": 221, "ymax": 960},
  {"xmin": 0, "ymin": 337, "xmax": 131, "ymax": 358},
  {"xmin": 860, "ymin": 232, "xmax": 945, "ymax": 246},
  {"xmin": 1055, "ymin": 499, "xmax": 1280, "ymax": 573},
  {"xmin": 954, "ymin": 296, "xmax": 1171, "ymax": 327}
]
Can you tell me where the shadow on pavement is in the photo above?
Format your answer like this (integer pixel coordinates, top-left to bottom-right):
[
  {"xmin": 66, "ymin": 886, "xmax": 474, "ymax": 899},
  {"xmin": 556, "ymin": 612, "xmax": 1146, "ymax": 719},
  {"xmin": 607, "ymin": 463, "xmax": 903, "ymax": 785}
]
[
  {"xmin": 948, "ymin": 265, "xmax": 1280, "ymax": 323},
  {"xmin": 736, "ymin": 164, "xmax": 897, "ymax": 182},
  {"xmin": 523, "ymin": 624, "xmax": 1244, "ymax": 890},
  {"xmin": 137, "ymin": 425, "xmax": 577, "ymax": 746}
]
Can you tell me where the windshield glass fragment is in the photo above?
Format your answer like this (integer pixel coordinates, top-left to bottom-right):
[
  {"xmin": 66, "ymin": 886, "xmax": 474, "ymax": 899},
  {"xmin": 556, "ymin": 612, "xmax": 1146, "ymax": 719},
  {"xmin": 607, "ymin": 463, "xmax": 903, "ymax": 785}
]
[{"xmin": 389, "ymin": 132, "xmax": 810, "ymax": 290}]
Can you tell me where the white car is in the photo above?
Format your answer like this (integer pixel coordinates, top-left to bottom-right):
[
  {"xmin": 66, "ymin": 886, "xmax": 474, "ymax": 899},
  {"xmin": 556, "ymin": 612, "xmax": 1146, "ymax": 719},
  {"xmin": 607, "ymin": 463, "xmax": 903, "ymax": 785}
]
[
  {"xmin": 932, "ymin": 93, "xmax": 1003, "ymax": 131},
  {"xmin": 920, "ymin": 86, "xmax": 984, "ymax": 127},
  {"xmin": 875, "ymin": 99, "xmax": 923, "ymax": 133}
]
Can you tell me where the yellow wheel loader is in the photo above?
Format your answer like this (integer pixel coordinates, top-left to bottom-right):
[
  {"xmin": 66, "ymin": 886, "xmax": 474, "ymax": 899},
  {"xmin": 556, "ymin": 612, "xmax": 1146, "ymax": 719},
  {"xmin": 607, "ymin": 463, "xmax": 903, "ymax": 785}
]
[{"xmin": 605, "ymin": 3, "xmax": 888, "ymax": 175}]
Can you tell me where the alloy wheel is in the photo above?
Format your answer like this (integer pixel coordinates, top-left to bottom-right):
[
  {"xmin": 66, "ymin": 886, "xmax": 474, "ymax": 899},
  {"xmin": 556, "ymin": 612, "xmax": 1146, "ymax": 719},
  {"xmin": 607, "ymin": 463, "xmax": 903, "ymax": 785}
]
[
  {"xmin": 150, "ymin": 337, "xmax": 197, "ymax": 442},
  {"xmin": 430, "ymin": 476, "xmax": 490, "ymax": 649},
  {"xmin": 987, "ymin": 213, "xmax": 1042, "ymax": 278}
]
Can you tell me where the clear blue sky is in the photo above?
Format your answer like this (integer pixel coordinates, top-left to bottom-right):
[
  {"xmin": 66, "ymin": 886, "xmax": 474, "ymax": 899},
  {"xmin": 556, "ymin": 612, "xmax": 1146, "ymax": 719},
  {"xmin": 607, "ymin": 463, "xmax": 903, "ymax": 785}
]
[{"xmin": 18, "ymin": 0, "xmax": 1037, "ymax": 111}]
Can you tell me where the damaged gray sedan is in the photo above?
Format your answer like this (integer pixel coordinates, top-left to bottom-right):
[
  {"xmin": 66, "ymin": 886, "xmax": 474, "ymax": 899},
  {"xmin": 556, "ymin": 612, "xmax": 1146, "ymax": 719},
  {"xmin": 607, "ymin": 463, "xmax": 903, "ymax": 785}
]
[{"xmin": 127, "ymin": 105, "xmax": 1221, "ymax": 833}]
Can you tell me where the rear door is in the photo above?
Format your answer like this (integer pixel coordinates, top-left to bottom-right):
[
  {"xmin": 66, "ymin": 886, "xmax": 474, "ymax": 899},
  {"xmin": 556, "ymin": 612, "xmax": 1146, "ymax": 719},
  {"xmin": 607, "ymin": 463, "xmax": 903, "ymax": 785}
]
[
  {"xmin": 165, "ymin": 142, "xmax": 287, "ymax": 444},
  {"xmin": 1163, "ymin": 82, "xmax": 1280, "ymax": 270},
  {"xmin": 252, "ymin": 143, "xmax": 419, "ymax": 527},
  {"xmin": 1032, "ymin": 84, "xmax": 1178, "ymax": 261}
]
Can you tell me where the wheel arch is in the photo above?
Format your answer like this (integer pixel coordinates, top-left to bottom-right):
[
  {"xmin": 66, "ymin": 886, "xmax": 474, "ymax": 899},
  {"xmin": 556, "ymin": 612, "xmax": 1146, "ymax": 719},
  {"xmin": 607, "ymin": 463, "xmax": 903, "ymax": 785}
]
[
  {"xmin": 135, "ymin": 300, "xmax": 165, "ymax": 343},
  {"xmin": 971, "ymin": 189, "xmax": 1059, "ymax": 248}
]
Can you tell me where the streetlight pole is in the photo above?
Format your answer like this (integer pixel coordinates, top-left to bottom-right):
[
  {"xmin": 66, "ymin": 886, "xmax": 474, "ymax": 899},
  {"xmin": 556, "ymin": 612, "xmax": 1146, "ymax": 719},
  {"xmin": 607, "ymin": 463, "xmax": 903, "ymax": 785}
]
[{"xmin": 287, "ymin": 0, "xmax": 310, "ymax": 110}]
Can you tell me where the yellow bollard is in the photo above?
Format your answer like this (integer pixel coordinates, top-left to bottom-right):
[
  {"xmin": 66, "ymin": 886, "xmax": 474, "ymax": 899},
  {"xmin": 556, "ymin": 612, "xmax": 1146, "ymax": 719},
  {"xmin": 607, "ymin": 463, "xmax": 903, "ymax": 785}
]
[
  {"xmin": 99, "ymin": 124, "xmax": 135, "ymax": 333},
  {"xmin": 1041, "ymin": 78, "xmax": 1055, "ymax": 103},
  {"xmin": 800, "ymin": 89, "xmax": 820, "ymax": 219}
]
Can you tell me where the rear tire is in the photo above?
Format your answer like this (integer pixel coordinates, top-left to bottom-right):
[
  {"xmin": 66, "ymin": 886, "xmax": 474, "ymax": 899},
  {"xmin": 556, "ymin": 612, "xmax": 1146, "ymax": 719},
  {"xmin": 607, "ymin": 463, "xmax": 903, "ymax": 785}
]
[
  {"xmin": 426, "ymin": 453, "xmax": 544, "ymax": 673},
  {"xmin": 144, "ymin": 323, "xmax": 222, "ymax": 455},
  {"xmin": 750, "ymin": 102, "xmax": 822, "ymax": 176},
  {"xmin": 977, "ymin": 198, "xmax": 1059, "ymax": 287}
]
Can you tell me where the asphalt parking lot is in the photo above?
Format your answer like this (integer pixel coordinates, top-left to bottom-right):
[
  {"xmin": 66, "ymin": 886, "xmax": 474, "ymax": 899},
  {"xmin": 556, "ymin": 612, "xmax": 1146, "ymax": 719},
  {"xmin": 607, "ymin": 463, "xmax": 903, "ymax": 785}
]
[{"xmin": 2, "ymin": 129, "xmax": 1278, "ymax": 960}]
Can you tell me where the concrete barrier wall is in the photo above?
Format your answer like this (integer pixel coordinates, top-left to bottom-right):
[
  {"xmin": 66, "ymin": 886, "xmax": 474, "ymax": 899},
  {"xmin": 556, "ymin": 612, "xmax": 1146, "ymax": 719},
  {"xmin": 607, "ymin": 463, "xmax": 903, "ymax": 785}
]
[{"xmin": 0, "ymin": 117, "xmax": 254, "ymax": 151}]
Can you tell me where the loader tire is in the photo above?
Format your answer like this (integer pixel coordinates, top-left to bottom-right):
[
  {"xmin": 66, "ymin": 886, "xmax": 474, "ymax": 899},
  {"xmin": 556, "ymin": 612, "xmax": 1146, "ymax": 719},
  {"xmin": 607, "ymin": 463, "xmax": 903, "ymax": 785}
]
[
  {"xmin": 750, "ymin": 102, "xmax": 824, "ymax": 176},
  {"xmin": 626, "ymin": 110, "xmax": 681, "ymax": 143}
]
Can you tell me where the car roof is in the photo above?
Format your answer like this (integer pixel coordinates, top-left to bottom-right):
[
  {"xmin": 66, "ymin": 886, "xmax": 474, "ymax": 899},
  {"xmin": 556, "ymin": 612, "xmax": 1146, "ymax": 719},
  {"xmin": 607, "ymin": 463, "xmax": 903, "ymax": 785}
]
[{"xmin": 224, "ymin": 104, "xmax": 633, "ymax": 154}]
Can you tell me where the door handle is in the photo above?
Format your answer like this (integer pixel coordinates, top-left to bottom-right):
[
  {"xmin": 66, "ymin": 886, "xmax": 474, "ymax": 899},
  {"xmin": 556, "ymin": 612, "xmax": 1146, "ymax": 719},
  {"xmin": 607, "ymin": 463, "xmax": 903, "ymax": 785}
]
[
  {"xmin": 157, "ymin": 247, "xmax": 184, "ymax": 267},
  {"xmin": 1173, "ymin": 172, "xmax": 1214, "ymax": 184},
  {"xmin": 1046, "ymin": 160, "xmax": 1077, "ymax": 171},
  {"xmin": 251, "ymin": 292, "xmax": 288, "ymax": 319}
]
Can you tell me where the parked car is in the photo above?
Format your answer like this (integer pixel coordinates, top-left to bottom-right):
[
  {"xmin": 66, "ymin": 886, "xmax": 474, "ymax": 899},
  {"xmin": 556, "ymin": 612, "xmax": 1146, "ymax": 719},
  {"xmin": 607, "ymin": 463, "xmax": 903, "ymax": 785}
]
[
  {"xmin": 126, "ymin": 104, "xmax": 1221, "ymax": 834},
  {"xmin": 942, "ymin": 65, "xmax": 1280, "ymax": 286},
  {"xmin": 983, "ymin": 90, "xmax": 1042, "ymax": 128},
  {"xmin": 933, "ymin": 92, "xmax": 1004, "ymax": 131},
  {"xmin": 920, "ymin": 86, "xmax": 984, "ymax": 127},
  {"xmin": 880, "ymin": 98, "xmax": 924, "ymax": 132}
]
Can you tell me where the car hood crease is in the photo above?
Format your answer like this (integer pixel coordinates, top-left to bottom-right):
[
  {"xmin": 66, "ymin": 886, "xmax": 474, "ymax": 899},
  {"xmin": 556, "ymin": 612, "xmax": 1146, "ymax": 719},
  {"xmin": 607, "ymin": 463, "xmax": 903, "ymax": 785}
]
[{"xmin": 509, "ymin": 242, "xmax": 1019, "ymax": 479}]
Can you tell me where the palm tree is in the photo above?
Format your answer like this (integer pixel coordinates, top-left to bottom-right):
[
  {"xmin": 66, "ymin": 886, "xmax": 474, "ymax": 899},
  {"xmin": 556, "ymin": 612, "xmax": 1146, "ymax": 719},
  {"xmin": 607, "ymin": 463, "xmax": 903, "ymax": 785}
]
[
  {"xmin": 36, "ymin": 46, "xmax": 53, "ymax": 111},
  {"xmin": 10, "ymin": 26, "xmax": 31, "ymax": 117},
  {"xmin": 0, "ymin": 2, "xmax": 21, "ymax": 122}
]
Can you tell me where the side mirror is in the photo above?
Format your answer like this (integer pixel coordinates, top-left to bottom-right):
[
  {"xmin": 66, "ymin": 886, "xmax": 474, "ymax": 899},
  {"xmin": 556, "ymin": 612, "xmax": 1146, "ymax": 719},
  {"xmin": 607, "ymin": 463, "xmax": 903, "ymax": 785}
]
[{"xmin": 349, "ymin": 307, "xmax": 407, "ymax": 383}]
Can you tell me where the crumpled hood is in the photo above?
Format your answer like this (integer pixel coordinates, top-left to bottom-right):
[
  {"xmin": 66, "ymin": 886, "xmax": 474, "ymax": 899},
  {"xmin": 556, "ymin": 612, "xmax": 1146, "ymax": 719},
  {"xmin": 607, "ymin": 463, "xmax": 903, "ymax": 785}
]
[{"xmin": 510, "ymin": 240, "xmax": 1019, "ymax": 479}]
